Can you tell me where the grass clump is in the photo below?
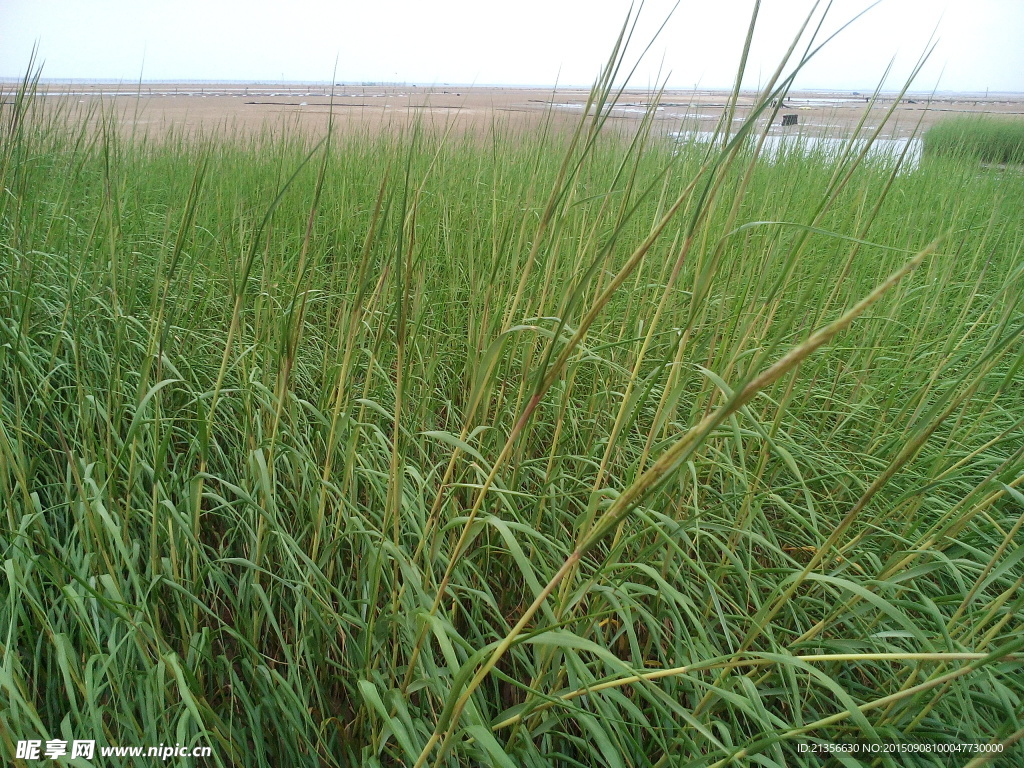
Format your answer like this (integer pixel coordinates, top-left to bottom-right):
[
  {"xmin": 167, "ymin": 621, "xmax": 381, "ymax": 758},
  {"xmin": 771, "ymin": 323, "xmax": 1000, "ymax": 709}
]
[
  {"xmin": 923, "ymin": 115, "xmax": 1024, "ymax": 165},
  {"xmin": 3, "ymin": 9, "xmax": 1024, "ymax": 768}
]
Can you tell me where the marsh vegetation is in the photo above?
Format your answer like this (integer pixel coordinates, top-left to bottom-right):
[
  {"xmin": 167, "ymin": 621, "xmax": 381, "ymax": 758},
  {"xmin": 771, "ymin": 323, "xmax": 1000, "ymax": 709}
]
[
  {"xmin": 923, "ymin": 115, "xmax": 1024, "ymax": 167},
  {"xmin": 3, "ymin": 13, "xmax": 1024, "ymax": 768}
]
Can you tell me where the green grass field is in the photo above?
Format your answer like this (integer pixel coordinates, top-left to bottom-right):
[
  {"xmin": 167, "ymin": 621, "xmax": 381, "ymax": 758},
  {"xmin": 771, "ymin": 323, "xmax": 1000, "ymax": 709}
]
[
  {"xmin": 924, "ymin": 116, "xmax": 1024, "ymax": 166},
  {"xmin": 3, "ymin": 42, "xmax": 1024, "ymax": 768}
]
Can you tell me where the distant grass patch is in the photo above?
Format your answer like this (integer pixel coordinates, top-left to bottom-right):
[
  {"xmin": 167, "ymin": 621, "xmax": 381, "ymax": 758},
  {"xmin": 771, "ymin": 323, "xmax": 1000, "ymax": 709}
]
[{"xmin": 923, "ymin": 115, "xmax": 1024, "ymax": 165}]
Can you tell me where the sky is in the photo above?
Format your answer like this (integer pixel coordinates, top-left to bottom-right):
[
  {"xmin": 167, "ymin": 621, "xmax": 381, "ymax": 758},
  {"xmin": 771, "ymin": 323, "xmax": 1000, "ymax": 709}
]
[{"xmin": 1, "ymin": 0, "xmax": 1022, "ymax": 93}]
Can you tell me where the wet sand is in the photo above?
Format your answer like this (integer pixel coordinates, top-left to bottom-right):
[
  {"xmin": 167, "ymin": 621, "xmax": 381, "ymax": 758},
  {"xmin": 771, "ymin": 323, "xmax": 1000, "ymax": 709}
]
[{"xmin": 14, "ymin": 82, "xmax": 1024, "ymax": 141}]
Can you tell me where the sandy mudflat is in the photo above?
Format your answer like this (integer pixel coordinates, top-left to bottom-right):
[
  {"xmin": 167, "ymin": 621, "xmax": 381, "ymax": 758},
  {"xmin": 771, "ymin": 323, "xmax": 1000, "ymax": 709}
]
[{"xmin": 13, "ymin": 82, "xmax": 1024, "ymax": 141}]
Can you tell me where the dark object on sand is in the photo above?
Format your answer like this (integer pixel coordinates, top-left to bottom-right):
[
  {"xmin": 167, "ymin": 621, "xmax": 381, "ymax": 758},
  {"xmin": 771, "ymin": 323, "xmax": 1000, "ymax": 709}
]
[{"xmin": 782, "ymin": 114, "xmax": 798, "ymax": 127}]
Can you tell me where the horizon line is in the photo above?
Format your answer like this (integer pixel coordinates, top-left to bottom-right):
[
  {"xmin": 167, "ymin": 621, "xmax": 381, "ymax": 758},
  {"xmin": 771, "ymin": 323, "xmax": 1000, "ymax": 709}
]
[{"xmin": 3, "ymin": 77, "xmax": 1022, "ymax": 97}]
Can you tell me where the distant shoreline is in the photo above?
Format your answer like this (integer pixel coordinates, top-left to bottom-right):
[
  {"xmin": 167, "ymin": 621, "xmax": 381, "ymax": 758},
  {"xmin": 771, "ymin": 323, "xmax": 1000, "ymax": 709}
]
[
  {"xmin": 4, "ymin": 78, "xmax": 1022, "ymax": 99},
  {"xmin": 11, "ymin": 82, "xmax": 1024, "ymax": 142}
]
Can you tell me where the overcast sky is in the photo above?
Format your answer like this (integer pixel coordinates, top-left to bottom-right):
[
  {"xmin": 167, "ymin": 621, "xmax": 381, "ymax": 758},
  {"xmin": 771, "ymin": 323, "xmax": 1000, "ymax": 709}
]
[{"xmin": 1, "ymin": 1, "xmax": 1021, "ymax": 92}]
